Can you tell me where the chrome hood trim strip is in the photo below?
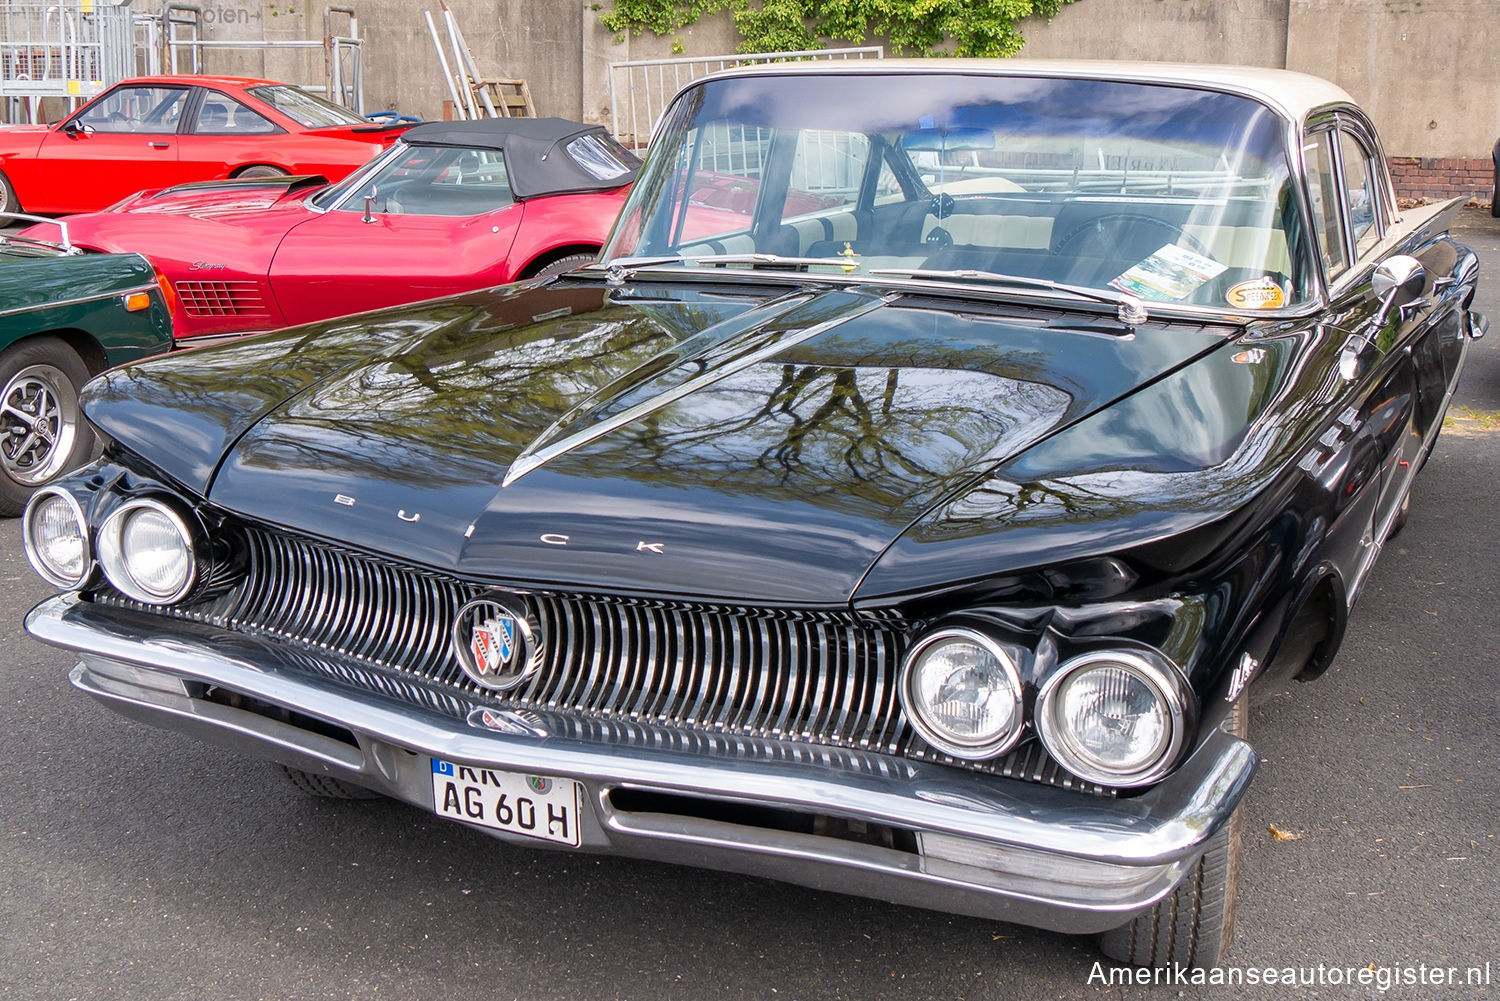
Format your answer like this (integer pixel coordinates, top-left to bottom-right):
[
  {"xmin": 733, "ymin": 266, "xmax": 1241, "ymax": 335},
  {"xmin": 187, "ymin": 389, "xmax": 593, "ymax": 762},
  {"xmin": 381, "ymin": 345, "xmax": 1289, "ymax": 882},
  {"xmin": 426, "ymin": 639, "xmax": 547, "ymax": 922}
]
[{"xmin": 502, "ymin": 287, "xmax": 890, "ymax": 486}]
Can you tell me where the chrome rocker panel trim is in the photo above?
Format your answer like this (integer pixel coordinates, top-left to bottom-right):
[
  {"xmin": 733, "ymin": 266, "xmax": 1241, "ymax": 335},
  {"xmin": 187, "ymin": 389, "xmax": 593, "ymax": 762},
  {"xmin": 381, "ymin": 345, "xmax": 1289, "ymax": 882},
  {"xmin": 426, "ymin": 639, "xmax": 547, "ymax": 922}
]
[{"xmin": 28, "ymin": 593, "xmax": 1258, "ymax": 935}]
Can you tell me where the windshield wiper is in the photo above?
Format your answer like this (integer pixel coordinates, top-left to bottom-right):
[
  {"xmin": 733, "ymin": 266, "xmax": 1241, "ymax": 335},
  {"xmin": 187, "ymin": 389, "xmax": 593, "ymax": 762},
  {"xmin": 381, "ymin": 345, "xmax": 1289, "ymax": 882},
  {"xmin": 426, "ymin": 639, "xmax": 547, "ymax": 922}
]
[
  {"xmin": 591, "ymin": 253, "xmax": 859, "ymax": 286},
  {"xmin": 868, "ymin": 267, "xmax": 1148, "ymax": 325}
]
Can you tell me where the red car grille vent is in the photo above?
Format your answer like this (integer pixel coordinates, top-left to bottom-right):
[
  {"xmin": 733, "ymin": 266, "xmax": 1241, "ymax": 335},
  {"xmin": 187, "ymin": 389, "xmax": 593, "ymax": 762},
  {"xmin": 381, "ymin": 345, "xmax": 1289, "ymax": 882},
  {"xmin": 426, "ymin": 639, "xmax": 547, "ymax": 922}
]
[{"xmin": 176, "ymin": 280, "xmax": 269, "ymax": 317}]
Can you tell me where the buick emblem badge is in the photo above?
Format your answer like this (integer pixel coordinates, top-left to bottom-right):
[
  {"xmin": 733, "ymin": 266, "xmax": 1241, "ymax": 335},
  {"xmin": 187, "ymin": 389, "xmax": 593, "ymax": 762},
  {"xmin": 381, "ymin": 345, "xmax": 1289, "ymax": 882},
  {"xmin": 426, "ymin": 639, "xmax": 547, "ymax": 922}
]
[{"xmin": 452, "ymin": 594, "xmax": 544, "ymax": 691}]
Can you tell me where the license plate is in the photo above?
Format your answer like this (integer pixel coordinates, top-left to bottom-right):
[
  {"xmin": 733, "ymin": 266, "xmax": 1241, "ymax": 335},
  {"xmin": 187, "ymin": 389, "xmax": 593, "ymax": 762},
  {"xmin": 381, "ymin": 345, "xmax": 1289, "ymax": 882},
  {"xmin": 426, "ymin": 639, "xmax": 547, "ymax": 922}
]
[{"xmin": 430, "ymin": 759, "xmax": 582, "ymax": 847}]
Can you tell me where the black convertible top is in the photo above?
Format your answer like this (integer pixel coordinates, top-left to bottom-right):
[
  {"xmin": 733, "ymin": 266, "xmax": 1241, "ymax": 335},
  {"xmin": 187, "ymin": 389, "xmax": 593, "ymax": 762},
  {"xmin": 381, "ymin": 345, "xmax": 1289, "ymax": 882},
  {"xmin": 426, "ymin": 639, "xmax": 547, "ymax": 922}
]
[{"xmin": 400, "ymin": 117, "xmax": 641, "ymax": 199}]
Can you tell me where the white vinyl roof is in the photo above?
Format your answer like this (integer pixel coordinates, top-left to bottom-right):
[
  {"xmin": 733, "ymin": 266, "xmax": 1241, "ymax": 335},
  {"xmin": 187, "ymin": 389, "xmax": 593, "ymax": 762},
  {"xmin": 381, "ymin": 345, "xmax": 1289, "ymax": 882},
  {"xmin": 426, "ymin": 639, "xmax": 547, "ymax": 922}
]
[{"xmin": 701, "ymin": 59, "xmax": 1358, "ymax": 123}]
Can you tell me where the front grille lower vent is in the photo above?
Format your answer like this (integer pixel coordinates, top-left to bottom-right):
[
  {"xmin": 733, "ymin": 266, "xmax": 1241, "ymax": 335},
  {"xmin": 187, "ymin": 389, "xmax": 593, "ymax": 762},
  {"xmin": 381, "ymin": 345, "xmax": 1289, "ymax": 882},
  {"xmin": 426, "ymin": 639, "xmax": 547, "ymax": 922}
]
[{"xmin": 95, "ymin": 526, "xmax": 1108, "ymax": 794}]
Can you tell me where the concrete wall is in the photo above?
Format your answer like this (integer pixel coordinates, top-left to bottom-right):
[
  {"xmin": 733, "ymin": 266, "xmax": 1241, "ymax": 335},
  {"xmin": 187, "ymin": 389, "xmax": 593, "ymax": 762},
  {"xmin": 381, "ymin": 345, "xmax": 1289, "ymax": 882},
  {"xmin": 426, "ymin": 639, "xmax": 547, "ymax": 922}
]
[
  {"xmin": 131, "ymin": 0, "xmax": 1500, "ymax": 163},
  {"xmin": 1286, "ymin": 0, "xmax": 1497, "ymax": 160}
]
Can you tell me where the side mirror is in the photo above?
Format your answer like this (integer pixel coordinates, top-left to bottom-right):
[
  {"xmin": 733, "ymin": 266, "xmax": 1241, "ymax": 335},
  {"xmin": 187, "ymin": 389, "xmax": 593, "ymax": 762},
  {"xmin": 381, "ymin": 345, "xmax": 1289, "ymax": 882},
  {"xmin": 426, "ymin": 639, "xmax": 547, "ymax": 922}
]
[
  {"xmin": 1371, "ymin": 255, "xmax": 1426, "ymax": 328},
  {"xmin": 362, "ymin": 188, "xmax": 378, "ymax": 224}
]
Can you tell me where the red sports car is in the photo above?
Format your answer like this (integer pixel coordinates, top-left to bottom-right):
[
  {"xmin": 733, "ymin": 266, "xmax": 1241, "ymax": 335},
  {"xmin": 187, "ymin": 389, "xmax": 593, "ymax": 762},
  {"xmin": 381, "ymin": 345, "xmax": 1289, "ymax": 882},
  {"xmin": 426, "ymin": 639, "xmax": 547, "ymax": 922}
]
[
  {"xmin": 35, "ymin": 118, "xmax": 639, "ymax": 341},
  {"xmin": 0, "ymin": 75, "xmax": 409, "ymax": 216}
]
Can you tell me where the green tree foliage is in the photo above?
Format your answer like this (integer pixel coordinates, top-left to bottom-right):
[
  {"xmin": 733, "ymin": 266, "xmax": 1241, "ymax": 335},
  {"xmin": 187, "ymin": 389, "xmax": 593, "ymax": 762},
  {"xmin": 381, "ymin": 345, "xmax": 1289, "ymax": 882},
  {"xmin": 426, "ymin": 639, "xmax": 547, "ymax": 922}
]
[{"xmin": 600, "ymin": 0, "xmax": 1077, "ymax": 57}]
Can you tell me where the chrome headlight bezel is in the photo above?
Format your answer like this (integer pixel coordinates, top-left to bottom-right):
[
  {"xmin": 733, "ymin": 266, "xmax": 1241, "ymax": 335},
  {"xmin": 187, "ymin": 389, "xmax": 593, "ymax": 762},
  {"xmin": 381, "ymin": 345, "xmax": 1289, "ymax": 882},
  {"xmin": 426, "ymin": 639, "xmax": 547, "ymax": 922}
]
[
  {"xmin": 898, "ymin": 626, "xmax": 1025, "ymax": 761},
  {"xmin": 22, "ymin": 486, "xmax": 92, "ymax": 589},
  {"xmin": 95, "ymin": 496, "xmax": 203, "ymax": 605},
  {"xmin": 1035, "ymin": 649, "xmax": 1191, "ymax": 788}
]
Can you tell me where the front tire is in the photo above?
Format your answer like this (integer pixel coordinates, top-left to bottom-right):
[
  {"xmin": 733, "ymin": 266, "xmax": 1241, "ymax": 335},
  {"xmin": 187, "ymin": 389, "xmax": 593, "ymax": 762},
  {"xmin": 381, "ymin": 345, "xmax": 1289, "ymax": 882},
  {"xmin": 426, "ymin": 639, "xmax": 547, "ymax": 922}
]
[
  {"xmin": 0, "ymin": 338, "xmax": 94, "ymax": 516},
  {"xmin": 1098, "ymin": 698, "xmax": 1247, "ymax": 968}
]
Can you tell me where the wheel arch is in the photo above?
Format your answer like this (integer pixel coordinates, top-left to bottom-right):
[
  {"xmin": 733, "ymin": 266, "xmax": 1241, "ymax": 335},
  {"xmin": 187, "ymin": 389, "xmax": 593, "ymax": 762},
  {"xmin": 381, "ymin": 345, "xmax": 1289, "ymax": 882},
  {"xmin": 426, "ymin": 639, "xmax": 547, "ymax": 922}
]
[
  {"xmin": 518, "ymin": 244, "xmax": 601, "ymax": 279},
  {"xmin": 3, "ymin": 328, "xmax": 106, "ymax": 377},
  {"xmin": 1261, "ymin": 562, "xmax": 1350, "ymax": 687},
  {"xmin": 230, "ymin": 163, "xmax": 293, "ymax": 178}
]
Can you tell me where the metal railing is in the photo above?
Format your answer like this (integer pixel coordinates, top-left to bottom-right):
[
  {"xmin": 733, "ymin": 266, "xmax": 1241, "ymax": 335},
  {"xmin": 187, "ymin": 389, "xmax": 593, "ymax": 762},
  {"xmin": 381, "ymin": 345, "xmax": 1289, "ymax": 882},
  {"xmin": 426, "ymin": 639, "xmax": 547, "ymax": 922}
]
[
  {"xmin": 608, "ymin": 45, "xmax": 883, "ymax": 147},
  {"xmin": 0, "ymin": 0, "xmax": 137, "ymax": 122},
  {"xmin": 162, "ymin": 3, "xmax": 364, "ymax": 113}
]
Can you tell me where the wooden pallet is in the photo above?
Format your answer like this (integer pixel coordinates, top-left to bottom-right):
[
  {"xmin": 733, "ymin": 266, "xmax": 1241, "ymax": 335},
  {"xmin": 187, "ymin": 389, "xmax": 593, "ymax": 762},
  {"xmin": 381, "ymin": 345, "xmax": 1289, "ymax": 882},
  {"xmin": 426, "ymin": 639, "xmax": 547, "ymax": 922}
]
[{"xmin": 473, "ymin": 76, "xmax": 534, "ymax": 118}]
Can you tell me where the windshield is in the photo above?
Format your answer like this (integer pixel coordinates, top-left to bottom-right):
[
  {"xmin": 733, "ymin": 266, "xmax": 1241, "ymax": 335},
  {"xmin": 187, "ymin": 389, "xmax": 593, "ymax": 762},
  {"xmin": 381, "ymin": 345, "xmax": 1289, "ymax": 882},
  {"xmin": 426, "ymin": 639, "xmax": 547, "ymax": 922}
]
[
  {"xmin": 246, "ymin": 85, "xmax": 366, "ymax": 127},
  {"xmin": 604, "ymin": 73, "xmax": 1314, "ymax": 311}
]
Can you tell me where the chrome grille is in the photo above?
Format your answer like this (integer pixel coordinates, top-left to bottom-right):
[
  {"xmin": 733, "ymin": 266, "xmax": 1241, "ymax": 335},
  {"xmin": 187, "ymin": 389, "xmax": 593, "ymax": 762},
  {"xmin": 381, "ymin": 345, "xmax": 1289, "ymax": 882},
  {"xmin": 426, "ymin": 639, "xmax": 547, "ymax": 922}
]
[
  {"xmin": 97, "ymin": 527, "xmax": 1105, "ymax": 792},
  {"xmin": 175, "ymin": 280, "xmax": 269, "ymax": 316}
]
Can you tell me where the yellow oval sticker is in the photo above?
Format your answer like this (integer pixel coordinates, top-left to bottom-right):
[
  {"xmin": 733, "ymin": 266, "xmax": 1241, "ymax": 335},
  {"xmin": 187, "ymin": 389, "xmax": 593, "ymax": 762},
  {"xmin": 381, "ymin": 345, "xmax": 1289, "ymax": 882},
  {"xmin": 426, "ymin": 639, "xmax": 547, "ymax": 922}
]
[{"xmin": 1226, "ymin": 278, "xmax": 1286, "ymax": 310}]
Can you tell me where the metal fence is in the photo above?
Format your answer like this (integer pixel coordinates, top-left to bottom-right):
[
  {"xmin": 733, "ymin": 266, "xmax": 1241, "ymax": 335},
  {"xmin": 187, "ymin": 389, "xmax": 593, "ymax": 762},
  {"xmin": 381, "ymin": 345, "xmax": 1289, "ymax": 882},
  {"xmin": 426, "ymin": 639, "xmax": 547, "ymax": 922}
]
[
  {"xmin": 0, "ymin": 0, "xmax": 137, "ymax": 122},
  {"xmin": 608, "ymin": 45, "xmax": 883, "ymax": 148},
  {"xmin": 163, "ymin": 3, "xmax": 364, "ymax": 113},
  {"xmin": 0, "ymin": 1, "xmax": 365, "ymax": 123}
]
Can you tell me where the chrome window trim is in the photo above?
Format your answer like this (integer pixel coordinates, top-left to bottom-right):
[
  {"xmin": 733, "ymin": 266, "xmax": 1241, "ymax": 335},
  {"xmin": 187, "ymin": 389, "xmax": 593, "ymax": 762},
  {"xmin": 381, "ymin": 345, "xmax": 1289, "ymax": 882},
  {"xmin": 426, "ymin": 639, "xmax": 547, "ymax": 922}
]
[{"xmin": 305, "ymin": 140, "xmax": 412, "ymax": 214}]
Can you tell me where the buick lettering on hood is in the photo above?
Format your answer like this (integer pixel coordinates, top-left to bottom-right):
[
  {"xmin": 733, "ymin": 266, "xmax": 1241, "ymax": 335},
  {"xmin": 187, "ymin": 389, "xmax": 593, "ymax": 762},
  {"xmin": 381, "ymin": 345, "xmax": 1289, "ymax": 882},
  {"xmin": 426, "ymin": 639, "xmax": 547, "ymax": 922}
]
[{"xmin": 21, "ymin": 61, "xmax": 1483, "ymax": 967}]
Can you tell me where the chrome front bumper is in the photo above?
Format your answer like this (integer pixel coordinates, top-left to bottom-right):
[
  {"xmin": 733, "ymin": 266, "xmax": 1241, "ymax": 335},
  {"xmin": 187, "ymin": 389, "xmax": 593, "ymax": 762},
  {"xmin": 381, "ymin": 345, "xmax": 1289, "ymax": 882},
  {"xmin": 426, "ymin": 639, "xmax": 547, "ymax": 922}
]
[{"xmin": 28, "ymin": 593, "xmax": 1257, "ymax": 935}]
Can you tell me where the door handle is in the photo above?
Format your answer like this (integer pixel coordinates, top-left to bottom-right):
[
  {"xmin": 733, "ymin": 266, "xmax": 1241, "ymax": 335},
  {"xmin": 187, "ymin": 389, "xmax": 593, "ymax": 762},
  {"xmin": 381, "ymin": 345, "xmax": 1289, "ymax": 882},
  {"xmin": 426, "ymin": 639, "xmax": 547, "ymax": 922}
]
[{"xmin": 148, "ymin": 141, "xmax": 170, "ymax": 149}]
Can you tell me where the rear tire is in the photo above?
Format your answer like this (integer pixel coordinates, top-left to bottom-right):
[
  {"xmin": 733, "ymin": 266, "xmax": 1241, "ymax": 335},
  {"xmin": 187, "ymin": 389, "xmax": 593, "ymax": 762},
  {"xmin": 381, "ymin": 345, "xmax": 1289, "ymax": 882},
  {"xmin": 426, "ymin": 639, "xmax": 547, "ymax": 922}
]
[
  {"xmin": 1098, "ymin": 698, "xmax": 1247, "ymax": 968},
  {"xmin": 0, "ymin": 169, "xmax": 19, "ymax": 216},
  {"xmin": 0, "ymin": 338, "xmax": 94, "ymax": 516},
  {"xmin": 276, "ymin": 764, "xmax": 382, "ymax": 800},
  {"xmin": 526, "ymin": 251, "xmax": 597, "ymax": 278},
  {"xmin": 234, "ymin": 165, "xmax": 290, "ymax": 179}
]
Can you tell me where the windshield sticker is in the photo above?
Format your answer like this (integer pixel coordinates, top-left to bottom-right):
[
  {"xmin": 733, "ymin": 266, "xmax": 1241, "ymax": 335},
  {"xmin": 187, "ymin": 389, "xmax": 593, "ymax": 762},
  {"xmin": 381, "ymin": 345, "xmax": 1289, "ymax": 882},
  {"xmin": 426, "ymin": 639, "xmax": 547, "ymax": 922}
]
[
  {"xmin": 1109, "ymin": 244, "xmax": 1228, "ymax": 301},
  {"xmin": 1226, "ymin": 277, "xmax": 1287, "ymax": 309}
]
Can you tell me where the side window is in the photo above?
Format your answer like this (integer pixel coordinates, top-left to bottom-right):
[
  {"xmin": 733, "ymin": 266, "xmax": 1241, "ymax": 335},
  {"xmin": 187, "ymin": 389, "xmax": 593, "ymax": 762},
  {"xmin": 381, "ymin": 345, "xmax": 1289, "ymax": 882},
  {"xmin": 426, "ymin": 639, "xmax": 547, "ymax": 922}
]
[
  {"xmin": 787, "ymin": 130, "xmax": 870, "ymax": 217},
  {"xmin": 74, "ymin": 86, "xmax": 188, "ymax": 134},
  {"xmin": 336, "ymin": 148, "xmax": 513, "ymax": 217},
  {"xmin": 1338, "ymin": 131, "xmax": 1381, "ymax": 257},
  {"xmin": 1302, "ymin": 131, "xmax": 1348, "ymax": 278},
  {"xmin": 193, "ymin": 94, "xmax": 278, "ymax": 135}
]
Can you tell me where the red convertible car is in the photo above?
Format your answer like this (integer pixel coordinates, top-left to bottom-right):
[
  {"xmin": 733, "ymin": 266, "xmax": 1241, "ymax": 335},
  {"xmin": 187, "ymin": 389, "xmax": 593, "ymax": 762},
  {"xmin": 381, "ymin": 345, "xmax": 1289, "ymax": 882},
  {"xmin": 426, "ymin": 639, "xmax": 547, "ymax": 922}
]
[
  {"xmin": 0, "ymin": 75, "xmax": 408, "ymax": 215},
  {"xmin": 34, "ymin": 118, "xmax": 640, "ymax": 341}
]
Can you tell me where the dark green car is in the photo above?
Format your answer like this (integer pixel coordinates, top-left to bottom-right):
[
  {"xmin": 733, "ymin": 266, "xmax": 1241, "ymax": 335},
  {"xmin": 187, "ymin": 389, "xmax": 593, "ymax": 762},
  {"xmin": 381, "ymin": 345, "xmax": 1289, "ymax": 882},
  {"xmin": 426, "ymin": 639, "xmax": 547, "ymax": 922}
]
[{"xmin": 0, "ymin": 217, "xmax": 172, "ymax": 515}]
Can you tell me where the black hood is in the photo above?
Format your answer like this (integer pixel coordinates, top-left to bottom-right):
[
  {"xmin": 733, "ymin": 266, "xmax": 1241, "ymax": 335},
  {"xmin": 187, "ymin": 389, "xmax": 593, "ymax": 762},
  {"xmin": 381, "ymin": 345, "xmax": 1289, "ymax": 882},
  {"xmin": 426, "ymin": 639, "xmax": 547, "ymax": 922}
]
[{"xmin": 85, "ymin": 278, "xmax": 1236, "ymax": 604}]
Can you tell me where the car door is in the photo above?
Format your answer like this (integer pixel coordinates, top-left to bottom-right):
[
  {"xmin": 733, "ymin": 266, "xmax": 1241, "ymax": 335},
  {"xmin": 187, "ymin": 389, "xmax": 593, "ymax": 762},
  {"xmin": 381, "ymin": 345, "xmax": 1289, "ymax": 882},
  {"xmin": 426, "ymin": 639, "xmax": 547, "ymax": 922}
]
[
  {"xmin": 1300, "ymin": 115, "xmax": 1442, "ymax": 598},
  {"xmin": 34, "ymin": 84, "xmax": 193, "ymax": 212},
  {"xmin": 268, "ymin": 146, "xmax": 525, "ymax": 326},
  {"xmin": 174, "ymin": 88, "xmax": 287, "ymax": 179}
]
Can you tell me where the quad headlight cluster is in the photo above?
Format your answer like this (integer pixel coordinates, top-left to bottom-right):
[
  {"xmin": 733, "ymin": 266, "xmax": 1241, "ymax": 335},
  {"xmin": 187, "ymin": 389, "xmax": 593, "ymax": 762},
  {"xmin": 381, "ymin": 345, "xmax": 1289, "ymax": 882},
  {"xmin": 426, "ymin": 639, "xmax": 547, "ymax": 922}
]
[
  {"xmin": 24, "ymin": 488, "xmax": 208, "ymax": 605},
  {"xmin": 899, "ymin": 625, "xmax": 1191, "ymax": 788}
]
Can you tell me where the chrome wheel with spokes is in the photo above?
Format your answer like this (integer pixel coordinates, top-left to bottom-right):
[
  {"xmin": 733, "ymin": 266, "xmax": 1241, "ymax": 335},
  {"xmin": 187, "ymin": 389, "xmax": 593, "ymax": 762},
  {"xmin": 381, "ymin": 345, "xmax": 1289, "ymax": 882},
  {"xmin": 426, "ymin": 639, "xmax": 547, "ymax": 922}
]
[
  {"xmin": 0, "ymin": 339, "xmax": 93, "ymax": 516},
  {"xmin": 1, "ymin": 363, "xmax": 77, "ymax": 486}
]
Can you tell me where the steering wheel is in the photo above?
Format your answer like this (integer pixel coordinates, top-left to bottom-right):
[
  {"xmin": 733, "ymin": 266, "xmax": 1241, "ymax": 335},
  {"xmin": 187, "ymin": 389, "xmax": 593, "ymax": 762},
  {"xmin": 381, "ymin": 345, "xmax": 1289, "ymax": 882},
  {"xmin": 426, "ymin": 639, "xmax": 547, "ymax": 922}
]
[{"xmin": 1052, "ymin": 213, "xmax": 1211, "ymax": 262}]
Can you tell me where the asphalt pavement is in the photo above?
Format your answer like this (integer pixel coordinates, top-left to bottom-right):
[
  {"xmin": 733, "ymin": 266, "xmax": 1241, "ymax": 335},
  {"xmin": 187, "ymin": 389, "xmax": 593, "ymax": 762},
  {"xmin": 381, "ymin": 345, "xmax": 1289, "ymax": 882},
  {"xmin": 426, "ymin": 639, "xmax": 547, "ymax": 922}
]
[{"xmin": 2, "ymin": 211, "xmax": 1498, "ymax": 1000}]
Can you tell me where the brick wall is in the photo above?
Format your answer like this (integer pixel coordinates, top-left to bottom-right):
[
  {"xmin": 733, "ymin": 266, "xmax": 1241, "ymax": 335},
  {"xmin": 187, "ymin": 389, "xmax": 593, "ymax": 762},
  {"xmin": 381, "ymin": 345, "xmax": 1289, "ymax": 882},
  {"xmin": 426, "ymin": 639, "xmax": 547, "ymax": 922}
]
[{"xmin": 1388, "ymin": 156, "xmax": 1494, "ymax": 206}]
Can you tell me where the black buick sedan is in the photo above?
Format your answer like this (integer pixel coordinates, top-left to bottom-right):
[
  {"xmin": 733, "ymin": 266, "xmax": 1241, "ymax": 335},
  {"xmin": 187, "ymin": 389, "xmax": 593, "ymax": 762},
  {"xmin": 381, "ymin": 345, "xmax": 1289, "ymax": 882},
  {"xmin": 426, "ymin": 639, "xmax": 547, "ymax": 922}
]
[{"xmin": 21, "ymin": 60, "xmax": 1484, "ymax": 968}]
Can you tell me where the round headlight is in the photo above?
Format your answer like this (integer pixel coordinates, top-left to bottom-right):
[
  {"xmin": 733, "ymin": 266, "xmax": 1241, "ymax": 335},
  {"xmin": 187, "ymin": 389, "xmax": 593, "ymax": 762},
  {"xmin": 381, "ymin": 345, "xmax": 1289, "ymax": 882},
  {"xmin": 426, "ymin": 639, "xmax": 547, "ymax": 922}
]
[
  {"xmin": 899, "ymin": 627, "xmax": 1023, "ymax": 760},
  {"xmin": 96, "ymin": 498, "xmax": 197, "ymax": 605},
  {"xmin": 23, "ymin": 487, "xmax": 90, "ymax": 588},
  {"xmin": 1037, "ymin": 651, "xmax": 1188, "ymax": 787}
]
